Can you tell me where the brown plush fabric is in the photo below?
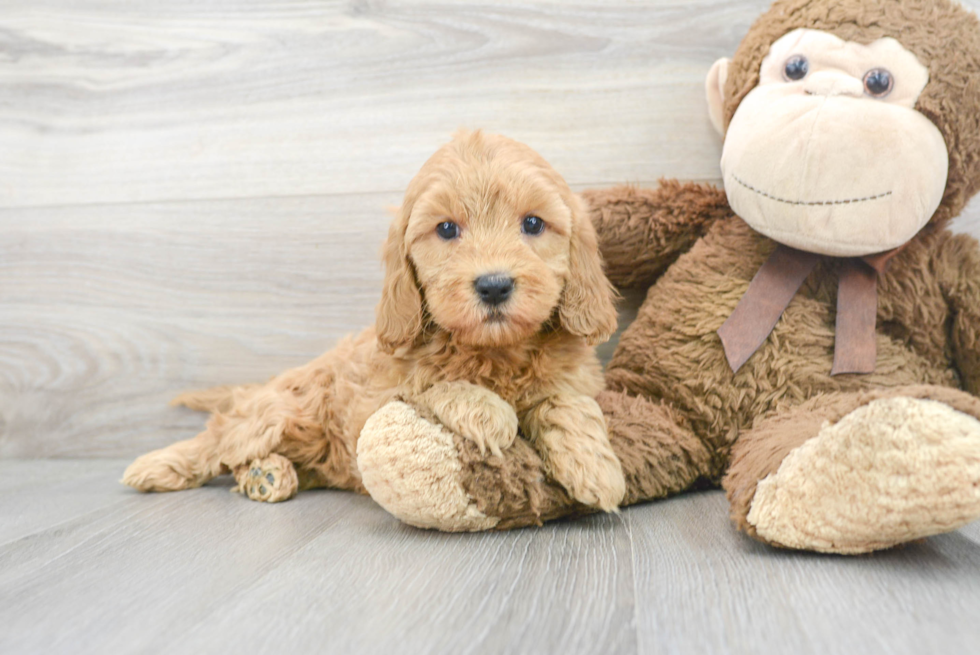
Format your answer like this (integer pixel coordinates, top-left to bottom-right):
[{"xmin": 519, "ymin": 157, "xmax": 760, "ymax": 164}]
[
  {"xmin": 597, "ymin": 182, "xmax": 980, "ymax": 551},
  {"xmin": 583, "ymin": 181, "xmax": 731, "ymax": 289},
  {"xmin": 605, "ymin": 211, "xmax": 960, "ymax": 443},
  {"xmin": 939, "ymin": 233, "xmax": 980, "ymax": 394},
  {"xmin": 598, "ymin": 390, "xmax": 716, "ymax": 505},
  {"xmin": 723, "ymin": 0, "xmax": 980, "ymax": 218},
  {"xmin": 454, "ymin": 431, "xmax": 586, "ymax": 530}
]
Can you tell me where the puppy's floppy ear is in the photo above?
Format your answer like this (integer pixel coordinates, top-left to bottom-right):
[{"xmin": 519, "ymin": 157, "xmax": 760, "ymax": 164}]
[
  {"xmin": 375, "ymin": 207, "xmax": 424, "ymax": 354},
  {"xmin": 559, "ymin": 193, "xmax": 618, "ymax": 345}
]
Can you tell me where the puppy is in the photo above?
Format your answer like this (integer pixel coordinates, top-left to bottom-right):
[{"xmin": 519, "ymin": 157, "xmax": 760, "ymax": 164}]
[{"xmin": 123, "ymin": 131, "xmax": 626, "ymax": 512}]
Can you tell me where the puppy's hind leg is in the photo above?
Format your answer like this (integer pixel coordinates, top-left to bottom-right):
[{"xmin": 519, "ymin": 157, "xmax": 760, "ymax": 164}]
[
  {"xmin": 122, "ymin": 424, "xmax": 225, "ymax": 492},
  {"xmin": 232, "ymin": 453, "xmax": 299, "ymax": 503}
]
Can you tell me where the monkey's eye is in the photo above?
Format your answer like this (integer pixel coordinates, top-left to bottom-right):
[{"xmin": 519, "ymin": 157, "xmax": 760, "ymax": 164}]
[
  {"xmin": 863, "ymin": 68, "xmax": 893, "ymax": 98},
  {"xmin": 783, "ymin": 55, "xmax": 809, "ymax": 81},
  {"xmin": 521, "ymin": 215, "xmax": 545, "ymax": 236},
  {"xmin": 436, "ymin": 221, "xmax": 459, "ymax": 240}
]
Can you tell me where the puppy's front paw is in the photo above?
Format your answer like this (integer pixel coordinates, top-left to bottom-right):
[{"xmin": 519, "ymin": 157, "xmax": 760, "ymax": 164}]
[
  {"xmin": 459, "ymin": 393, "xmax": 519, "ymax": 458},
  {"xmin": 547, "ymin": 439, "xmax": 626, "ymax": 512},
  {"xmin": 418, "ymin": 381, "xmax": 519, "ymax": 457},
  {"xmin": 526, "ymin": 395, "xmax": 626, "ymax": 512},
  {"xmin": 233, "ymin": 454, "xmax": 298, "ymax": 503}
]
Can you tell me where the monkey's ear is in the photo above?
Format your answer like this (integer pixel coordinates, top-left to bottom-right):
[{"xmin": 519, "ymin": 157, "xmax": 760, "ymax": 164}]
[
  {"xmin": 375, "ymin": 210, "xmax": 424, "ymax": 354},
  {"xmin": 559, "ymin": 194, "xmax": 618, "ymax": 346},
  {"xmin": 706, "ymin": 57, "xmax": 730, "ymax": 136}
]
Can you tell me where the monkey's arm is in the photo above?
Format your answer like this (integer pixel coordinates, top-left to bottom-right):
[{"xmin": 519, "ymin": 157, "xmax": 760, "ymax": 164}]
[
  {"xmin": 939, "ymin": 233, "xmax": 980, "ymax": 395},
  {"xmin": 582, "ymin": 180, "xmax": 730, "ymax": 289}
]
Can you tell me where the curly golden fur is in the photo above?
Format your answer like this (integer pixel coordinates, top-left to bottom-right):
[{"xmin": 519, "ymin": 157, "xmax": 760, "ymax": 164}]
[{"xmin": 122, "ymin": 131, "xmax": 625, "ymax": 511}]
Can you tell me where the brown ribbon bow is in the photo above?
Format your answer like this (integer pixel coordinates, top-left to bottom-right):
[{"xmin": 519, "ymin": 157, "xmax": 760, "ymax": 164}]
[{"xmin": 717, "ymin": 244, "xmax": 899, "ymax": 376}]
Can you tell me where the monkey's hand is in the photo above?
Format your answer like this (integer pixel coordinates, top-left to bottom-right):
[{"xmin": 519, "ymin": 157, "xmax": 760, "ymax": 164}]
[{"xmin": 582, "ymin": 180, "xmax": 730, "ymax": 289}]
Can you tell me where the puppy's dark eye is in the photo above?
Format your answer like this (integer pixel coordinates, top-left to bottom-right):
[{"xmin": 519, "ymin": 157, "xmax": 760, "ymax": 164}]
[
  {"xmin": 521, "ymin": 215, "xmax": 545, "ymax": 236},
  {"xmin": 436, "ymin": 221, "xmax": 459, "ymax": 240},
  {"xmin": 863, "ymin": 68, "xmax": 893, "ymax": 98},
  {"xmin": 783, "ymin": 55, "xmax": 808, "ymax": 81}
]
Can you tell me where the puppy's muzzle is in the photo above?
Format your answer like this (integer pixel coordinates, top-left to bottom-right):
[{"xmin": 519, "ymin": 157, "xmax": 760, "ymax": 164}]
[{"xmin": 474, "ymin": 273, "xmax": 514, "ymax": 307}]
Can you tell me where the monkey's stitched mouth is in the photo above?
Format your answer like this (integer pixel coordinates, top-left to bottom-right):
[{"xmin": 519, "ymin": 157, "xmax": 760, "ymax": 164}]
[{"xmin": 732, "ymin": 174, "xmax": 892, "ymax": 206}]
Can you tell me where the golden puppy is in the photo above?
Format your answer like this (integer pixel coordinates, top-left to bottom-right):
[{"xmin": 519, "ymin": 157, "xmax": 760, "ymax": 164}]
[{"xmin": 123, "ymin": 131, "xmax": 625, "ymax": 512}]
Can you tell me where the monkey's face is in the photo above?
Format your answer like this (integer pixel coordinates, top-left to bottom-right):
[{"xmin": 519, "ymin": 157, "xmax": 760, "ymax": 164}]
[{"xmin": 708, "ymin": 29, "xmax": 948, "ymax": 257}]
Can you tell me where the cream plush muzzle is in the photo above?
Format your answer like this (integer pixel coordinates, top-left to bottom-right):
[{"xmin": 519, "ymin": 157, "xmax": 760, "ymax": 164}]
[{"xmin": 715, "ymin": 29, "xmax": 949, "ymax": 257}]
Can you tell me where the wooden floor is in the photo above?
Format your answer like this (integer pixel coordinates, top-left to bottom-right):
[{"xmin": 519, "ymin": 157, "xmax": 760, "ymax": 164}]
[
  {"xmin": 3, "ymin": 460, "xmax": 980, "ymax": 654},
  {"xmin": 4, "ymin": 1, "xmax": 980, "ymax": 653}
]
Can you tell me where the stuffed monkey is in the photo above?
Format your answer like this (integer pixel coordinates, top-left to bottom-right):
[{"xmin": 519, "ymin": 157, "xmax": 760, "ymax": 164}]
[{"xmin": 357, "ymin": 0, "xmax": 980, "ymax": 553}]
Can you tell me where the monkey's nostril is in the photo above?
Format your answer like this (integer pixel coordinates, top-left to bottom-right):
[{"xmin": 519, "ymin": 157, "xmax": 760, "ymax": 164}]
[{"xmin": 474, "ymin": 274, "xmax": 515, "ymax": 307}]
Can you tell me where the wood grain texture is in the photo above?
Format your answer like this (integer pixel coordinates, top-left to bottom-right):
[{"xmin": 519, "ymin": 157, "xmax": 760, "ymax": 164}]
[
  {"xmin": 2, "ymin": 0, "xmax": 980, "ymax": 457},
  {"xmin": 0, "ymin": 186, "xmax": 651, "ymax": 457},
  {"xmin": 0, "ymin": 461, "xmax": 365, "ymax": 654},
  {"xmin": 628, "ymin": 491, "xmax": 980, "ymax": 655},
  {"xmin": 0, "ymin": 194, "xmax": 394, "ymax": 456},
  {"xmin": 2, "ymin": 460, "xmax": 979, "ymax": 655},
  {"xmin": 168, "ymin": 498, "xmax": 636, "ymax": 655},
  {"xmin": 0, "ymin": 0, "xmax": 772, "ymax": 208}
]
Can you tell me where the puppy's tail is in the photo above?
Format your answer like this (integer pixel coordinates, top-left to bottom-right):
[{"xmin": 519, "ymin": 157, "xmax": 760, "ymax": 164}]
[{"xmin": 170, "ymin": 384, "xmax": 261, "ymax": 413}]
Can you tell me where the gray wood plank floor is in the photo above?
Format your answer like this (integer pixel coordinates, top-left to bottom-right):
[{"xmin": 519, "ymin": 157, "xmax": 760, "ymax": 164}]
[
  {"xmin": 2, "ymin": 460, "xmax": 980, "ymax": 655},
  {"xmin": 4, "ymin": 1, "xmax": 980, "ymax": 653}
]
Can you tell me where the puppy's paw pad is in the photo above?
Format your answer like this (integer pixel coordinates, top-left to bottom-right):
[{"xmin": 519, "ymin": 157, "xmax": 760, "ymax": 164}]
[{"xmin": 236, "ymin": 454, "xmax": 298, "ymax": 503}]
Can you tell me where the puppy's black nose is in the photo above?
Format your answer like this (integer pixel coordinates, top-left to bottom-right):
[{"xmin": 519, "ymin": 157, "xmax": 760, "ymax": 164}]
[{"xmin": 474, "ymin": 274, "xmax": 514, "ymax": 307}]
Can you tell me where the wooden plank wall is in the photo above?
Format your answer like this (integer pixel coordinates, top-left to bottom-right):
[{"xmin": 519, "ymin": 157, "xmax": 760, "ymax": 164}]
[{"xmin": 2, "ymin": 0, "xmax": 979, "ymax": 458}]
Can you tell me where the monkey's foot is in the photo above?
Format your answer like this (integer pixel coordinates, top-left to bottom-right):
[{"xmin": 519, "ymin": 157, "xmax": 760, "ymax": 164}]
[
  {"xmin": 234, "ymin": 453, "xmax": 299, "ymax": 503},
  {"xmin": 746, "ymin": 397, "xmax": 980, "ymax": 554}
]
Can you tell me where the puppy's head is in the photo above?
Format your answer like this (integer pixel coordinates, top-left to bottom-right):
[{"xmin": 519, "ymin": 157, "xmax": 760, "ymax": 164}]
[{"xmin": 376, "ymin": 130, "xmax": 616, "ymax": 352}]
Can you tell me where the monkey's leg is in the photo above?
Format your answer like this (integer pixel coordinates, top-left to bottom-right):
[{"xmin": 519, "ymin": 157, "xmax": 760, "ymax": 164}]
[
  {"xmin": 725, "ymin": 385, "xmax": 980, "ymax": 554},
  {"xmin": 599, "ymin": 390, "xmax": 716, "ymax": 505},
  {"xmin": 356, "ymin": 391, "xmax": 714, "ymax": 531}
]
